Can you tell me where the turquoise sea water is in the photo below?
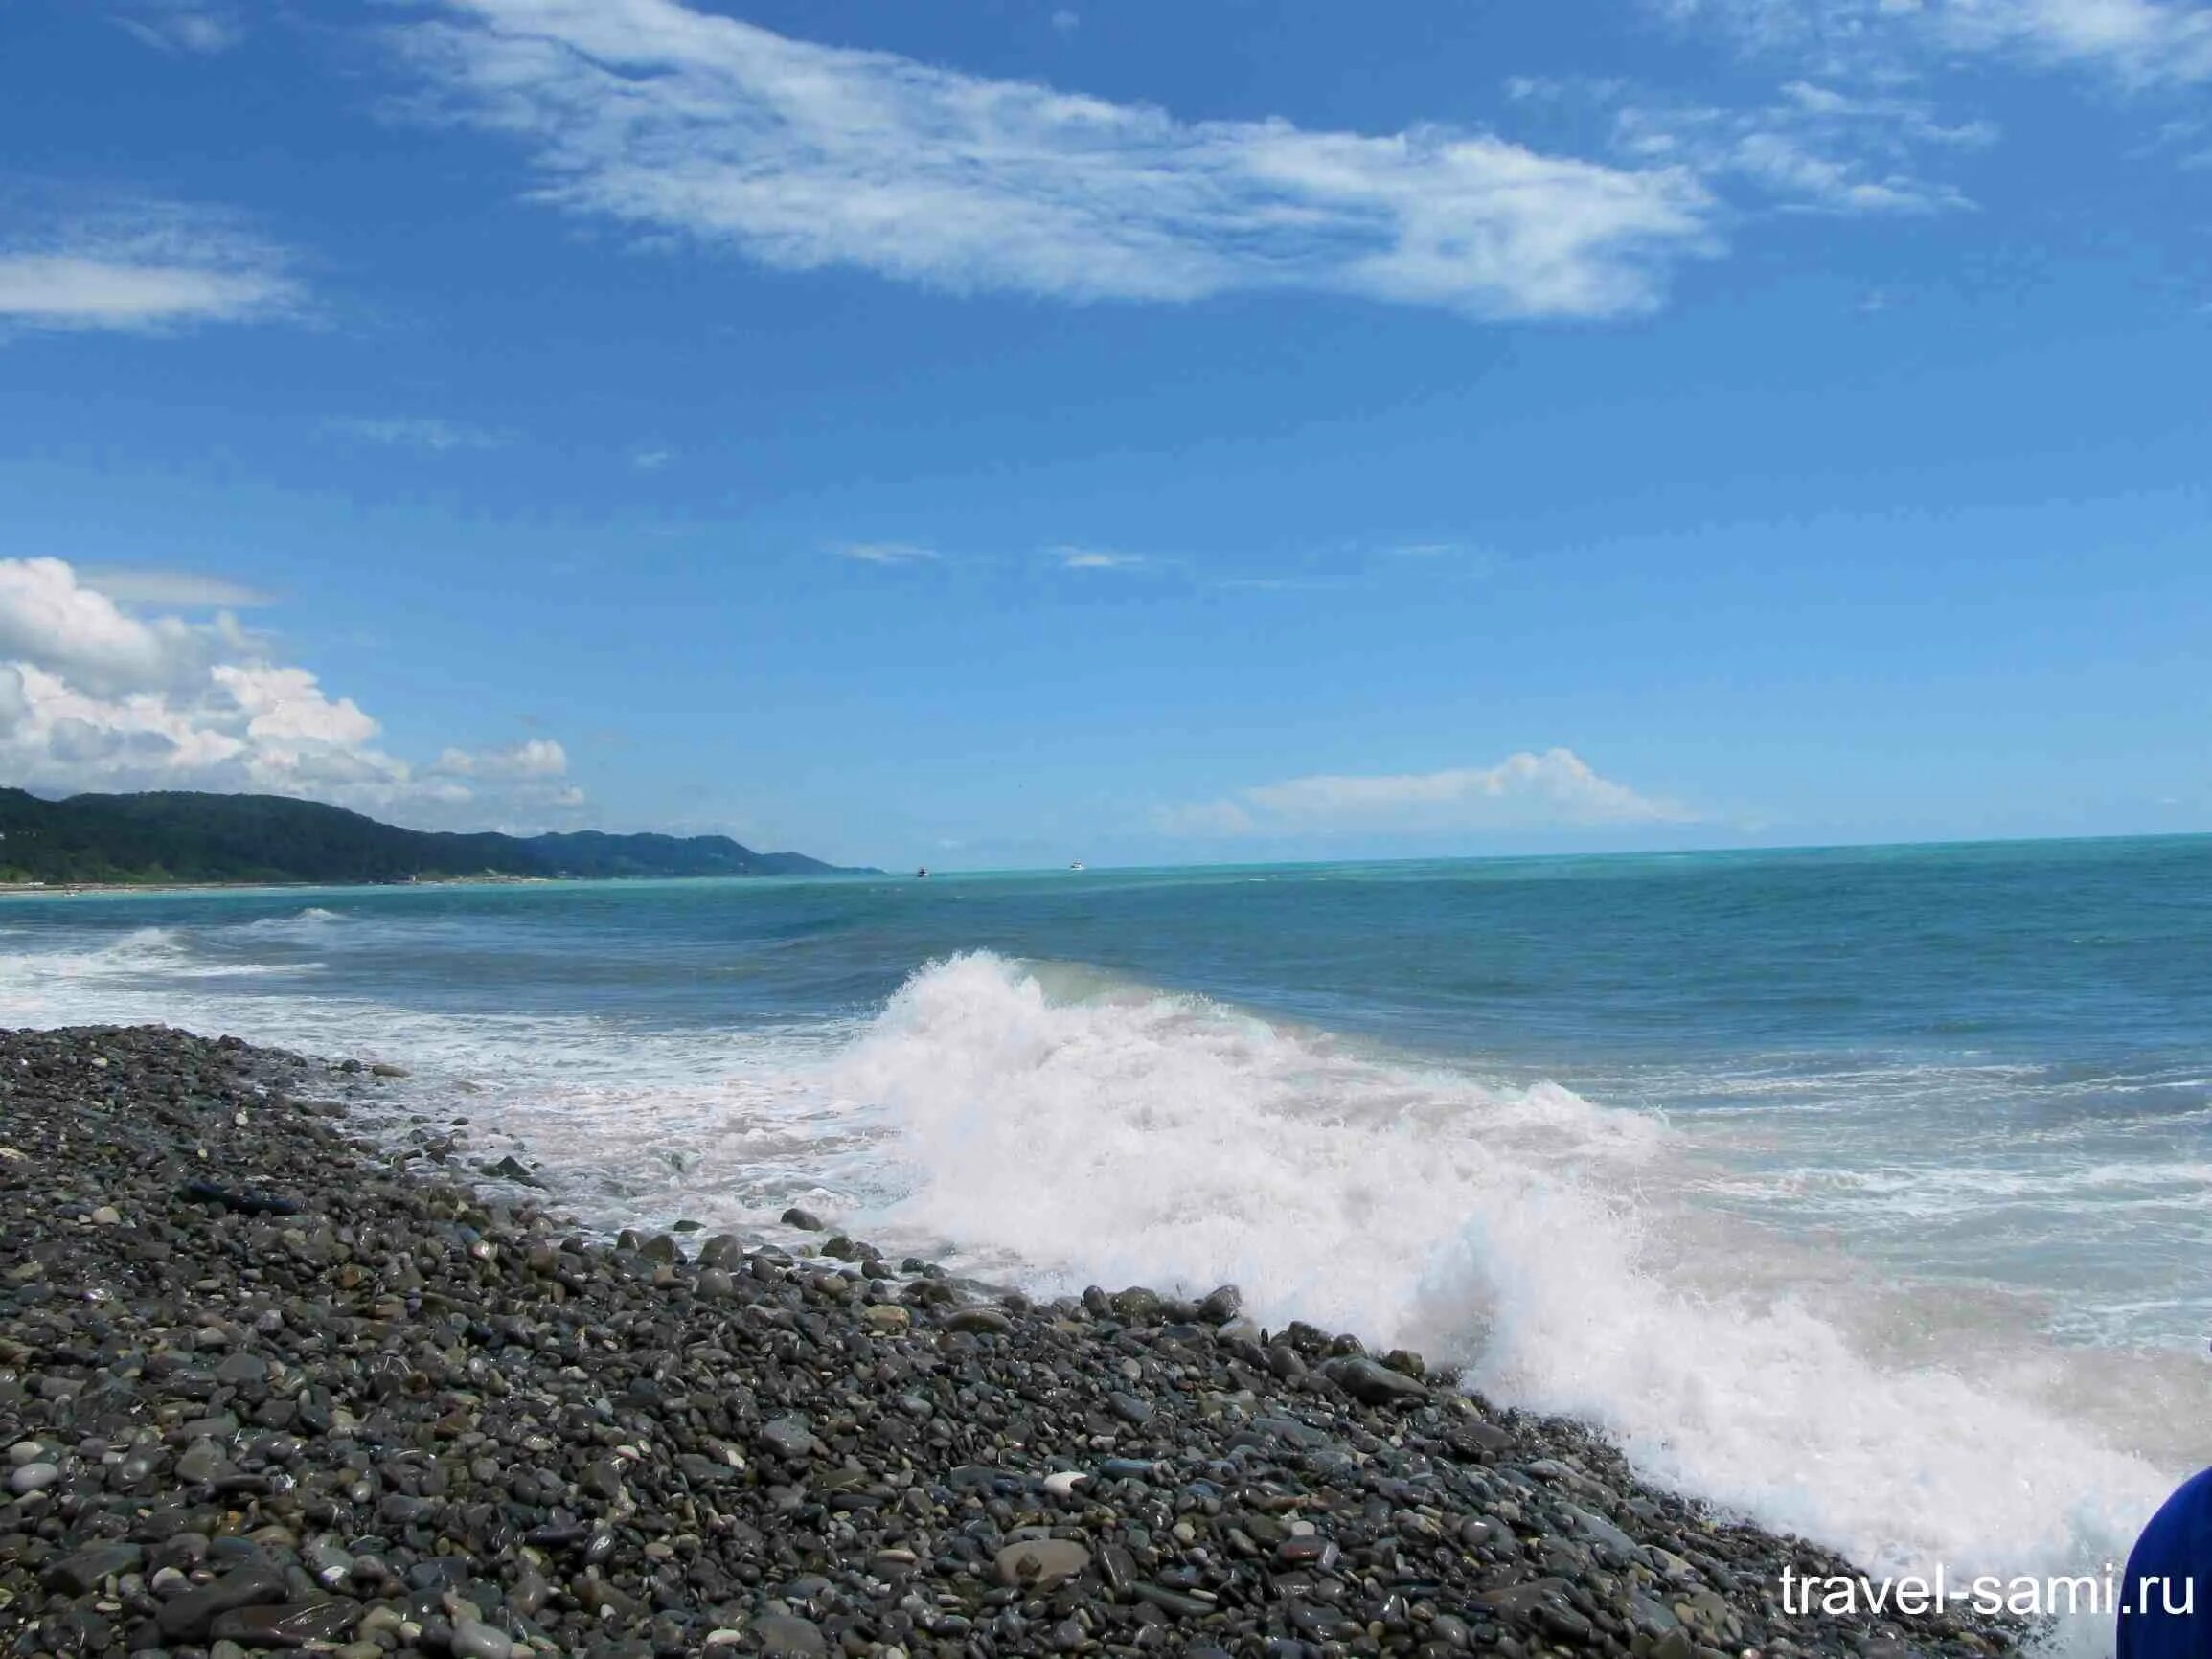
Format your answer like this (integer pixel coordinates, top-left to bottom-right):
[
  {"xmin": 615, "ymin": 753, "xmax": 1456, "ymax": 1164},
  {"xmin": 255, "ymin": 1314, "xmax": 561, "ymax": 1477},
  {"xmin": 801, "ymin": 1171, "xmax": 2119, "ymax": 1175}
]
[{"xmin": 3, "ymin": 835, "xmax": 2208, "ymax": 1620}]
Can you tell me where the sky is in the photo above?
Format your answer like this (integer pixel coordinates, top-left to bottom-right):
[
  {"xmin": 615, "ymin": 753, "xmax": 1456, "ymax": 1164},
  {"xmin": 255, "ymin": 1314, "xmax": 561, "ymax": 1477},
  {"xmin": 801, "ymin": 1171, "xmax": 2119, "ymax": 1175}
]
[{"xmin": 1, "ymin": 0, "xmax": 2208, "ymax": 870}]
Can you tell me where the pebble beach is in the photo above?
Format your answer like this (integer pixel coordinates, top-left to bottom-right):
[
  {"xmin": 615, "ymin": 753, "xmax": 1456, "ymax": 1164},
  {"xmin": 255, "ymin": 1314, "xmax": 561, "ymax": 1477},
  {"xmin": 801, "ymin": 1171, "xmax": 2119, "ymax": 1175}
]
[{"xmin": 0, "ymin": 1023, "xmax": 2025, "ymax": 1659}]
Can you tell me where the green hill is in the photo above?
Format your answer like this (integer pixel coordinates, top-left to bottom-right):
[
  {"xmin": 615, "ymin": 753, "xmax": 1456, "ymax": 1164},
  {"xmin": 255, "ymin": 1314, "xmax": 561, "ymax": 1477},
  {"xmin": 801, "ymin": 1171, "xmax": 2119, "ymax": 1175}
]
[{"xmin": 0, "ymin": 789, "xmax": 860, "ymax": 885}]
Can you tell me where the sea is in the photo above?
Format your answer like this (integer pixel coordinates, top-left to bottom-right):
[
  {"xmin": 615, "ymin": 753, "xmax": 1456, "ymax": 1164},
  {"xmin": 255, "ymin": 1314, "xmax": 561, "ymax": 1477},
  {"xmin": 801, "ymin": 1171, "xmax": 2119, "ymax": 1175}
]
[{"xmin": 2, "ymin": 835, "xmax": 2207, "ymax": 1637}]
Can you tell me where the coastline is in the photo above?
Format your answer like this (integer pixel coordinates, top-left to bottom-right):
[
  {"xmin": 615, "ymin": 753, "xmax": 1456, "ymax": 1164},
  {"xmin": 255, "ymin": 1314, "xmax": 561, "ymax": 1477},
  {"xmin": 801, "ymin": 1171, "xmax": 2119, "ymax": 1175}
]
[{"xmin": 0, "ymin": 1024, "xmax": 2022, "ymax": 1659}]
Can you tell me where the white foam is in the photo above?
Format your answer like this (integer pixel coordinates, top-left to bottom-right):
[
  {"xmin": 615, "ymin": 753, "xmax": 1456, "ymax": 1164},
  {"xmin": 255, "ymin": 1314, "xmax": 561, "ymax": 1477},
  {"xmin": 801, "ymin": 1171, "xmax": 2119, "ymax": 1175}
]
[{"xmin": 830, "ymin": 952, "xmax": 2183, "ymax": 1616}]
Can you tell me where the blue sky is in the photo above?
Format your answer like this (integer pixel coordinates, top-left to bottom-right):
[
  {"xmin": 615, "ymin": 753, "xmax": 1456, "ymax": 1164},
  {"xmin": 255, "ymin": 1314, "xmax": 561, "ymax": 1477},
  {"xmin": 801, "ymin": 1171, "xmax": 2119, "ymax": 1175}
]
[{"xmin": 1, "ymin": 0, "xmax": 2208, "ymax": 869}]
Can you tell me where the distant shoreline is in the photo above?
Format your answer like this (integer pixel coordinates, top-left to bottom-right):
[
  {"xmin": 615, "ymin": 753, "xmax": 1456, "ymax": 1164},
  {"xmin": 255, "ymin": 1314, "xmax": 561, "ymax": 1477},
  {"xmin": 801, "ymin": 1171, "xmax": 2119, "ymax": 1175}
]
[{"xmin": 0, "ymin": 872, "xmax": 875, "ymax": 898}]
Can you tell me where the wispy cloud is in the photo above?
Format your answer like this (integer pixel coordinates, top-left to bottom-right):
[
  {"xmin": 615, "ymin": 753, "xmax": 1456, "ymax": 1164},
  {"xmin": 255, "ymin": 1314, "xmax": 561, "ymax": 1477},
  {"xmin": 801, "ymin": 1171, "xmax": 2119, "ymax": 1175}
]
[
  {"xmin": 630, "ymin": 445, "xmax": 674, "ymax": 472},
  {"xmin": 1653, "ymin": 0, "xmax": 2212, "ymax": 87},
  {"xmin": 395, "ymin": 0, "xmax": 1719, "ymax": 322},
  {"xmin": 833, "ymin": 541, "xmax": 938, "ymax": 565},
  {"xmin": 1158, "ymin": 748, "xmax": 1693, "ymax": 836},
  {"xmin": 116, "ymin": 3, "xmax": 244, "ymax": 55},
  {"xmin": 75, "ymin": 567, "xmax": 275, "ymax": 609},
  {"xmin": 1513, "ymin": 74, "xmax": 1993, "ymax": 217},
  {"xmin": 1052, "ymin": 546, "xmax": 1145, "ymax": 570},
  {"xmin": 0, "ymin": 195, "xmax": 299, "ymax": 334},
  {"xmin": 327, "ymin": 417, "xmax": 509, "ymax": 452}
]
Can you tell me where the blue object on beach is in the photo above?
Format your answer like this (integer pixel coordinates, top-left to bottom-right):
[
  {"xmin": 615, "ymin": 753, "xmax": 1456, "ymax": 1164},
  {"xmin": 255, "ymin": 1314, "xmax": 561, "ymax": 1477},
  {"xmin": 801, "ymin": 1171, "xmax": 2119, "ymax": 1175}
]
[{"xmin": 2118, "ymin": 1467, "xmax": 2212, "ymax": 1659}]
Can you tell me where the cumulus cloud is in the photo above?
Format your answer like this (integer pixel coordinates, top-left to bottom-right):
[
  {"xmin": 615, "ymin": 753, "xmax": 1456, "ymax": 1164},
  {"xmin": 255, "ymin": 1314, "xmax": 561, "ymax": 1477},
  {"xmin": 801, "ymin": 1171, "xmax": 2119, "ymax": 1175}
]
[
  {"xmin": 0, "ymin": 557, "xmax": 584, "ymax": 827},
  {"xmin": 394, "ymin": 0, "xmax": 1719, "ymax": 322},
  {"xmin": 0, "ymin": 196, "xmax": 299, "ymax": 334},
  {"xmin": 1157, "ymin": 748, "xmax": 1692, "ymax": 836},
  {"xmin": 432, "ymin": 738, "xmax": 569, "ymax": 778}
]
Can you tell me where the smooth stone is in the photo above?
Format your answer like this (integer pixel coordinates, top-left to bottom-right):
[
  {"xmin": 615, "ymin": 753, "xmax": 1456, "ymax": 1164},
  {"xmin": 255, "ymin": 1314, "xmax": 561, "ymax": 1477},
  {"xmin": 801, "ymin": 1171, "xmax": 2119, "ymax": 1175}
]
[
  {"xmin": 449, "ymin": 1618, "xmax": 515, "ymax": 1659},
  {"xmin": 9, "ymin": 1461, "xmax": 61, "ymax": 1494},
  {"xmin": 214, "ymin": 1352, "xmax": 269, "ymax": 1386},
  {"xmin": 1099, "ymin": 1544, "xmax": 1137, "ymax": 1596},
  {"xmin": 156, "ymin": 1562, "xmax": 290, "ymax": 1642},
  {"xmin": 759, "ymin": 1418, "xmax": 821, "ymax": 1460},
  {"xmin": 1107, "ymin": 1391, "xmax": 1154, "ymax": 1425},
  {"xmin": 779, "ymin": 1207, "xmax": 826, "ymax": 1231},
  {"xmin": 210, "ymin": 1600, "xmax": 363, "ymax": 1648},
  {"xmin": 43, "ymin": 1541, "xmax": 146, "ymax": 1594},
  {"xmin": 1277, "ymin": 1536, "xmax": 1340, "ymax": 1571},
  {"xmin": 751, "ymin": 1612, "xmax": 828, "ymax": 1656},
  {"xmin": 1320, "ymin": 1353, "xmax": 1429, "ymax": 1406},
  {"xmin": 942, "ymin": 1307, "xmax": 1013, "ymax": 1335},
  {"xmin": 1129, "ymin": 1582, "xmax": 1212, "ymax": 1618},
  {"xmin": 1196, "ymin": 1284, "xmax": 1243, "ymax": 1324},
  {"xmin": 993, "ymin": 1539, "xmax": 1091, "ymax": 1591}
]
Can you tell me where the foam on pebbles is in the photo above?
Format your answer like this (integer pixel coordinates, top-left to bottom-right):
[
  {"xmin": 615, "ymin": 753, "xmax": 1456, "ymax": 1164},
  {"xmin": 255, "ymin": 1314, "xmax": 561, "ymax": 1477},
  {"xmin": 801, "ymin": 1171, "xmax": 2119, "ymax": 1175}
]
[{"xmin": 0, "ymin": 1024, "xmax": 2022, "ymax": 1659}]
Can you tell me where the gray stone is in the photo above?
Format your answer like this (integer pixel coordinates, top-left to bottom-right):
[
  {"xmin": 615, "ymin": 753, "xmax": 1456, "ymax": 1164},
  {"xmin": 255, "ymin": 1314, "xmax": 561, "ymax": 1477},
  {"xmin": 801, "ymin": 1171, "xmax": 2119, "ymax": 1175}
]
[
  {"xmin": 993, "ymin": 1538, "xmax": 1091, "ymax": 1591},
  {"xmin": 758, "ymin": 1418, "xmax": 821, "ymax": 1460},
  {"xmin": 1107, "ymin": 1391, "xmax": 1154, "ymax": 1425},
  {"xmin": 1320, "ymin": 1353, "xmax": 1428, "ymax": 1406},
  {"xmin": 449, "ymin": 1618, "xmax": 515, "ymax": 1659},
  {"xmin": 751, "ymin": 1613, "xmax": 828, "ymax": 1656},
  {"xmin": 8, "ymin": 1460, "xmax": 60, "ymax": 1494},
  {"xmin": 156, "ymin": 1562, "xmax": 289, "ymax": 1642},
  {"xmin": 214, "ymin": 1352, "xmax": 268, "ymax": 1386},
  {"xmin": 210, "ymin": 1601, "xmax": 363, "ymax": 1648},
  {"xmin": 42, "ymin": 1542, "xmax": 145, "ymax": 1594}
]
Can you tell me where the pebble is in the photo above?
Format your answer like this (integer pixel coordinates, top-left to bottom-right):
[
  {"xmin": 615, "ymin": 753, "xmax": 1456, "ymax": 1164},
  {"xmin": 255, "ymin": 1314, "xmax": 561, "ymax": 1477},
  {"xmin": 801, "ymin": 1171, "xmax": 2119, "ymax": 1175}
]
[
  {"xmin": 994, "ymin": 1538, "xmax": 1092, "ymax": 1590},
  {"xmin": 0, "ymin": 1025, "xmax": 2025, "ymax": 1659},
  {"xmin": 450, "ymin": 1616, "xmax": 516, "ymax": 1659},
  {"xmin": 8, "ymin": 1461, "xmax": 60, "ymax": 1494}
]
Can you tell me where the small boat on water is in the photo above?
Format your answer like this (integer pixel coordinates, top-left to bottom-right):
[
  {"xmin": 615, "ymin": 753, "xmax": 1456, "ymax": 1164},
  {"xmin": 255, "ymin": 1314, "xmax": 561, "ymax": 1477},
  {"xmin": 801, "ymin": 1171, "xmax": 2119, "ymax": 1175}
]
[
  {"xmin": 1068, "ymin": 860, "xmax": 1085, "ymax": 872},
  {"xmin": 915, "ymin": 866, "xmax": 929, "ymax": 878}
]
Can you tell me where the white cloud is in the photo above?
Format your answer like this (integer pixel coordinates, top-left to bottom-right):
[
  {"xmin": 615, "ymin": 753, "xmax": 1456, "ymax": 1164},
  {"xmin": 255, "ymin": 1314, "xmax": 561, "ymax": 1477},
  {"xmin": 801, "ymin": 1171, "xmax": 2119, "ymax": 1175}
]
[
  {"xmin": 1053, "ymin": 546, "xmax": 1144, "ymax": 570},
  {"xmin": 0, "ymin": 197, "xmax": 298, "ymax": 334},
  {"xmin": 833, "ymin": 541, "xmax": 938, "ymax": 565},
  {"xmin": 117, "ymin": 4, "xmax": 245, "ymax": 55},
  {"xmin": 1656, "ymin": 0, "xmax": 2212, "ymax": 85},
  {"xmin": 1158, "ymin": 748, "xmax": 1692, "ymax": 836},
  {"xmin": 432, "ymin": 738, "xmax": 569, "ymax": 778},
  {"xmin": 75, "ymin": 568, "xmax": 275, "ymax": 608},
  {"xmin": 397, "ymin": 0, "xmax": 1719, "ymax": 321},
  {"xmin": 328, "ymin": 417, "xmax": 508, "ymax": 452},
  {"xmin": 1516, "ymin": 73, "xmax": 1992, "ymax": 217},
  {"xmin": 0, "ymin": 557, "xmax": 584, "ymax": 827},
  {"xmin": 631, "ymin": 446, "xmax": 674, "ymax": 471}
]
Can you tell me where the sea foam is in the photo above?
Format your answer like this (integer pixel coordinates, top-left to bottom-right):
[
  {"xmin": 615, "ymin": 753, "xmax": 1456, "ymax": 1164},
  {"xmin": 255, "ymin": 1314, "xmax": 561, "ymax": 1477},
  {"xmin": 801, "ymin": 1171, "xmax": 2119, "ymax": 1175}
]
[{"xmin": 832, "ymin": 952, "xmax": 2175, "ymax": 1615}]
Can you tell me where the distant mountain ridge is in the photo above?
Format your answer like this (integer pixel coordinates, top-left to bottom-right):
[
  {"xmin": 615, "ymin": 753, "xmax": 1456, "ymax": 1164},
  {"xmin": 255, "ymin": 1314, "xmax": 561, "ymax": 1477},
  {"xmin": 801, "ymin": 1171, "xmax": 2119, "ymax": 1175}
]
[{"xmin": 0, "ymin": 789, "xmax": 863, "ymax": 885}]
